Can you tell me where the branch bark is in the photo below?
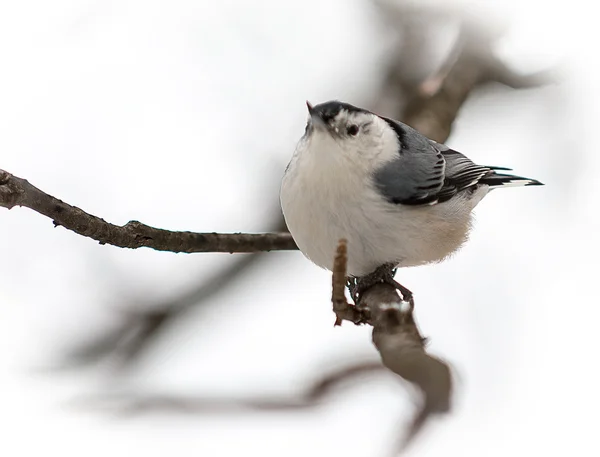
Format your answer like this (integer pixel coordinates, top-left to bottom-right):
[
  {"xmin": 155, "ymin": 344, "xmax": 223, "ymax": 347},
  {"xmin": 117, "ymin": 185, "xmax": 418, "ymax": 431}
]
[
  {"xmin": 331, "ymin": 239, "xmax": 452, "ymax": 452},
  {"xmin": 0, "ymin": 169, "xmax": 296, "ymax": 253}
]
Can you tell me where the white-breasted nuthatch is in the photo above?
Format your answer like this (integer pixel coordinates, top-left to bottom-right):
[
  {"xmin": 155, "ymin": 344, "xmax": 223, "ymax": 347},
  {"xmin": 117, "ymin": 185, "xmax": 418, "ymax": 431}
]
[{"xmin": 280, "ymin": 101, "xmax": 542, "ymax": 291}]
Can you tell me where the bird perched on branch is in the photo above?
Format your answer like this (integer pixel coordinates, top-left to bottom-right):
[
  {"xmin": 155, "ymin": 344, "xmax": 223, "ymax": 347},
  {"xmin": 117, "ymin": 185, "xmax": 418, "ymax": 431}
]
[{"xmin": 280, "ymin": 100, "xmax": 542, "ymax": 299}]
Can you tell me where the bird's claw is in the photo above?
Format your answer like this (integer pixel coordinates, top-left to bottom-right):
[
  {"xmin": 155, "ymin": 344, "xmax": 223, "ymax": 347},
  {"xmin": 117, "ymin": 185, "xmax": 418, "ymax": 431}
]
[{"xmin": 348, "ymin": 263, "xmax": 413, "ymax": 303}]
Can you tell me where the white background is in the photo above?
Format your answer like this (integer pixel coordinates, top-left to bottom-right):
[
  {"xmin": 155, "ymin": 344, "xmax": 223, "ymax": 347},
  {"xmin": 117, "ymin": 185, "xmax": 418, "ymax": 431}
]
[{"xmin": 0, "ymin": 1, "xmax": 598, "ymax": 456}]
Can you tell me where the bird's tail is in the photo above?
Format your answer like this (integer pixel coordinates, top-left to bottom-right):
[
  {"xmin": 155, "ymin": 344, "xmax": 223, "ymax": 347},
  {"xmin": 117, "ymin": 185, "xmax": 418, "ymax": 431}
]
[{"xmin": 480, "ymin": 168, "xmax": 544, "ymax": 189}]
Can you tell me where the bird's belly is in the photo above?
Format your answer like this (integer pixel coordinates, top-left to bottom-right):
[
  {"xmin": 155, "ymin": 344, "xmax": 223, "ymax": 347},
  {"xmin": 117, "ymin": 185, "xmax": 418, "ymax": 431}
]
[
  {"xmin": 282, "ymin": 182, "xmax": 472, "ymax": 277},
  {"xmin": 342, "ymin": 204, "xmax": 471, "ymax": 275}
]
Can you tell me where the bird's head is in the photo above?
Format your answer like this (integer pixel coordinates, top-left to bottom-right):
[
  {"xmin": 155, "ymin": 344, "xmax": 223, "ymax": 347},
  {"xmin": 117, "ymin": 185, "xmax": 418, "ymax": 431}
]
[{"xmin": 302, "ymin": 100, "xmax": 402, "ymax": 168}]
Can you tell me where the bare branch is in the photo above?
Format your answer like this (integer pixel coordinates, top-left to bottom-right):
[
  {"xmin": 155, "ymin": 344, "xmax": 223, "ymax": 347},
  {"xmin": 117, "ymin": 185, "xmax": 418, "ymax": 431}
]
[
  {"xmin": 363, "ymin": 286, "xmax": 451, "ymax": 452},
  {"xmin": 0, "ymin": 169, "xmax": 296, "ymax": 253},
  {"xmin": 328, "ymin": 239, "xmax": 452, "ymax": 453}
]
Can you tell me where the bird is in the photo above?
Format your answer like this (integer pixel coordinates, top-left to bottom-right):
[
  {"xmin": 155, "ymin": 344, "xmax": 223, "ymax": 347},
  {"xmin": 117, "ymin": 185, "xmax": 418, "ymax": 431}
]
[{"xmin": 280, "ymin": 100, "xmax": 543, "ymax": 299}]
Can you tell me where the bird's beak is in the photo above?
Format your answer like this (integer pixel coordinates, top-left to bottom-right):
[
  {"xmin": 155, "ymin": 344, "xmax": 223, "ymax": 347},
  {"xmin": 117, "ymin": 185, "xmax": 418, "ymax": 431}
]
[{"xmin": 306, "ymin": 100, "xmax": 326, "ymax": 130}]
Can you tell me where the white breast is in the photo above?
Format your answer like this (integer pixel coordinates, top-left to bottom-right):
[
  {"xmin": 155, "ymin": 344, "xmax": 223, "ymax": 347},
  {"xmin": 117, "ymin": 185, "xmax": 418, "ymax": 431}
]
[{"xmin": 281, "ymin": 132, "xmax": 483, "ymax": 276}]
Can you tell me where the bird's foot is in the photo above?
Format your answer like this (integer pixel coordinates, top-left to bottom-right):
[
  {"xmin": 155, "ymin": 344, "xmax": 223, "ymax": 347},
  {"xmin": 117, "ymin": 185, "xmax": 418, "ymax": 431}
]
[{"xmin": 347, "ymin": 263, "xmax": 413, "ymax": 303}]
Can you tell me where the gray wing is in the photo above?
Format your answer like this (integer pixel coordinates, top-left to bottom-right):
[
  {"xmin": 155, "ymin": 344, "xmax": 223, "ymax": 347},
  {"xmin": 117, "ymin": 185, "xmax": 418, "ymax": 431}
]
[{"xmin": 373, "ymin": 119, "xmax": 492, "ymax": 206}]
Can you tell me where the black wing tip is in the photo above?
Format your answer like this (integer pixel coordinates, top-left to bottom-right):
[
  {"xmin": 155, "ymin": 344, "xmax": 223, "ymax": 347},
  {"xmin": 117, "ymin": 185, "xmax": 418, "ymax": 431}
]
[
  {"xmin": 483, "ymin": 166, "xmax": 544, "ymax": 186},
  {"xmin": 481, "ymin": 173, "xmax": 545, "ymax": 188},
  {"xmin": 525, "ymin": 179, "xmax": 544, "ymax": 186}
]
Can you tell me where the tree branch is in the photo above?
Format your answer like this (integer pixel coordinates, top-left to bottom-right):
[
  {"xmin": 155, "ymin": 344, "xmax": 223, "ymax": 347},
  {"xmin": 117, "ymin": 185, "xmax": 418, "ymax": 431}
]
[
  {"xmin": 0, "ymin": 169, "xmax": 296, "ymax": 253},
  {"xmin": 331, "ymin": 239, "xmax": 452, "ymax": 452}
]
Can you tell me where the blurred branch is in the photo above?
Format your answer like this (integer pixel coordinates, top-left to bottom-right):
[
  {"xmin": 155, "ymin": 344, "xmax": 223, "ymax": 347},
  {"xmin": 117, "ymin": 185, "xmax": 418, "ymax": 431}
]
[
  {"xmin": 84, "ymin": 240, "xmax": 451, "ymax": 454},
  {"xmin": 63, "ymin": 250, "xmax": 271, "ymax": 367},
  {"xmin": 80, "ymin": 362, "xmax": 387, "ymax": 415},
  {"xmin": 377, "ymin": 12, "xmax": 556, "ymax": 142},
  {"xmin": 484, "ymin": 64, "xmax": 560, "ymax": 89},
  {"xmin": 0, "ymin": 169, "xmax": 296, "ymax": 253}
]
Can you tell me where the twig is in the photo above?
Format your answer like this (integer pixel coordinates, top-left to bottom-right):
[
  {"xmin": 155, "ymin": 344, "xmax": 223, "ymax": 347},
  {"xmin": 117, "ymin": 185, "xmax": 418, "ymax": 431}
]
[
  {"xmin": 331, "ymin": 239, "xmax": 366, "ymax": 326},
  {"xmin": 0, "ymin": 169, "xmax": 296, "ymax": 253}
]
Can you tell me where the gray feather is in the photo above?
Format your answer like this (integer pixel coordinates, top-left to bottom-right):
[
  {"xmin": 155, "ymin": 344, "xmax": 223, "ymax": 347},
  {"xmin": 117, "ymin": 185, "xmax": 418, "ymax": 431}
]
[
  {"xmin": 375, "ymin": 120, "xmax": 492, "ymax": 205},
  {"xmin": 374, "ymin": 121, "xmax": 447, "ymax": 205},
  {"xmin": 374, "ymin": 119, "xmax": 541, "ymax": 206}
]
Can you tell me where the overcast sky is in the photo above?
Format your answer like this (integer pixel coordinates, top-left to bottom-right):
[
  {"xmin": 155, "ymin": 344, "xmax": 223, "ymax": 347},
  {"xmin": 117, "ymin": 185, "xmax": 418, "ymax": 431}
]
[{"xmin": 0, "ymin": 1, "xmax": 598, "ymax": 456}]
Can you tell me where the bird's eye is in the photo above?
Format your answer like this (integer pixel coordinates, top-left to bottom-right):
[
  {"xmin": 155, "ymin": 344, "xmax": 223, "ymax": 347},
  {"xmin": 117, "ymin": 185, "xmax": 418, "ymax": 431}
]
[{"xmin": 346, "ymin": 124, "xmax": 359, "ymax": 136}]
